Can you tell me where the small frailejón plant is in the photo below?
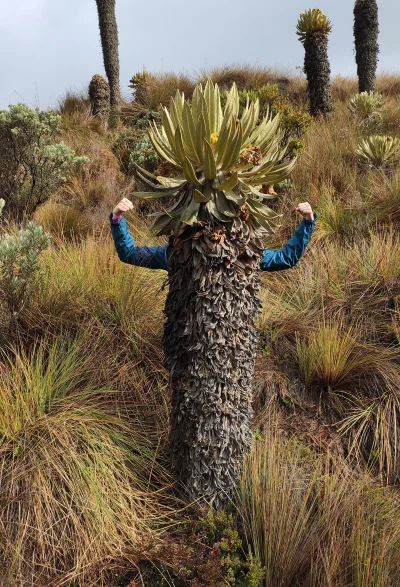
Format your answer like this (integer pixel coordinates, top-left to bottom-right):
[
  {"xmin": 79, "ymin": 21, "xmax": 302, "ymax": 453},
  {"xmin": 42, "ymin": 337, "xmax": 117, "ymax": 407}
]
[
  {"xmin": 354, "ymin": 0, "xmax": 379, "ymax": 93},
  {"xmin": 88, "ymin": 74, "xmax": 110, "ymax": 121},
  {"xmin": 0, "ymin": 200, "xmax": 50, "ymax": 334},
  {"xmin": 356, "ymin": 135, "xmax": 400, "ymax": 168},
  {"xmin": 348, "ymin": 91, "xmax": 384, "ymax": 122},
  {"xmin": 297, "ymin": 9, "xmax": 333, "ymax": 117},
  {"xmin": 133, "ymin": 80, "xmax": 296, "ymax": 506}
]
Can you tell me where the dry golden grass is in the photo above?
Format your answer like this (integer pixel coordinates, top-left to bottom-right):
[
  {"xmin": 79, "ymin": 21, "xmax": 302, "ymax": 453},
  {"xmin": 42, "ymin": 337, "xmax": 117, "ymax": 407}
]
[
  {"xmin": 376, "ymin": 72, "xmax": 400, "ymax": 97},
  {"xmin": 239, "ymin": 424, "xmax": 400, "ymax": 587},
  {"xmin": 130, "ymin": 71, "xmax": 195, "ymax": 109},
  {"xmin": 57, "ymin": 89, "xmax": 91, "ymax": 115},
  {"xmin": 0, "ymin": 332, "xmax": 177, "ymax": 586},
  {"xmin": 33, "ymin": 202, "xmax": 95, "ymax": 240},
  {"xmin": 23, "ymin": 231, "xmax": 166, "ymax": 364},
  {"xmin": 196, "ymin": 64, "xmax": 293, "ymax": 90}
]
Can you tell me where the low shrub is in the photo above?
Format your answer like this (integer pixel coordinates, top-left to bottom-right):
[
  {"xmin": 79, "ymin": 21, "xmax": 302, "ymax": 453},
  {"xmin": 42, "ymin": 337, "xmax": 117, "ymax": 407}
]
[
  {"xmin": 0, "ymin": 104, "xmax": 88, "ymax": 223},
  {"xmin": 0, "ymin": 213, "xmax": 50, "ymax": 335}
]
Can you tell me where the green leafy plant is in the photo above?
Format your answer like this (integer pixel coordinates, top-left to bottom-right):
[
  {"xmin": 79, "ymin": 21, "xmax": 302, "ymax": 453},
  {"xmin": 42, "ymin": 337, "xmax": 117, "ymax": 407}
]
[
  {"xmin": 134, "ymin": 80, "xmax": 296, "ymax": 236},
  {"xmin": 0, "ymin": 104, "xmax": 88, "ymax": 223},
  {"xmin": 129, "ymin": 133, "xmax": 159, "ymax": 172},
  {"xmin": 296, "ymin": 8, "xmax": 332, "ymax": 41},
  {"xmin": 356, "ymin": 134, "xmax": 400, "ymax": 167},
  {"xmin": 135, "ymin": 508, "xmax": 265, "ymax": 586},
  {"xmin": 0, "ymin": 212, "xmax": 51, "ymax": 332},
  {"xmin": 348, "ymin": 91, "xmax": 384, "ymax": 121}
]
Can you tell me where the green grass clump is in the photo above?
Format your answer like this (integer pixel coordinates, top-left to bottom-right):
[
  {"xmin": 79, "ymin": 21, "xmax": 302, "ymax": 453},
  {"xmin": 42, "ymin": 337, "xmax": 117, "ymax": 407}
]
[
  {"xmin": 0, "ymin": 333, "xmax": 175, "ymax": 586},
  {"xmin": 239, "ymin": 426, "xmax": 400, "ymax": 587}
]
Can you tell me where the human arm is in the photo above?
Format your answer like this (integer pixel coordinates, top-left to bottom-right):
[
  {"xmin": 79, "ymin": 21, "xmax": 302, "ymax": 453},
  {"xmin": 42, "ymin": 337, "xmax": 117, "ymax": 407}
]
[
  {"xmin": 110, "ymin": 199, "xmax": 168, "ymax": 271},
  {"xmin": 259, "ymin": 202, "xmax": 317, "ymax": 272}
]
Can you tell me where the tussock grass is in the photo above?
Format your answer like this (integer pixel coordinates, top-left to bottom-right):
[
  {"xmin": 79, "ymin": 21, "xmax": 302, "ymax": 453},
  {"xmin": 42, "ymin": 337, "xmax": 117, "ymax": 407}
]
[
  {"xmin": 131, "ymin": 71, "xmax": 195, "ymax": 109},
  {"xmin": 57, "ymin": 89, "xmax": 90, "ymax": 115},
  {"xmin": 295, "ymin": 319, "xmax": 398, "ymax": 389},
  {"xmin": 292, "ymin": 104, "xmax": 359, "ymax": 198},
  {"xmin": 33, "ymin": 202, "xmax": 95, "ymax": 240},
  {"xmin": 239, "ymin": 426, "xmax": 400, "ymax": 587},
  {"xmin": 196, "ymin": 64, "xmax": 295, "ymax": 91},
  {"xmin": 0, "ymin": 333, "xmax": 176, "ymax": 586},
  {"xmin": 259, "ymin": 224, "xmax": 400, "ymax": 482},
  {"xmin": 22, "ymin": 232, "xmax": 166, "ymax": 369},
  {"xmin": 376, "ymin": 72, "xmax": 400, "ymax": 98}
]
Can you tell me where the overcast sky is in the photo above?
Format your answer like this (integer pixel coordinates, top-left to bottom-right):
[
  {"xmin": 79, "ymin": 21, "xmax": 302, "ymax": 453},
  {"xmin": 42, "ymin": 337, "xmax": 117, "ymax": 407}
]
[{"xmin": 1, "ymin": 0, "xmax": 398, "ymax": 110}]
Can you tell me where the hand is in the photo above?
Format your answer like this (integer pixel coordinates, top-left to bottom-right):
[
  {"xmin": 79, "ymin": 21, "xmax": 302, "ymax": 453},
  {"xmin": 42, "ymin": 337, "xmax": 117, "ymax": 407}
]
[
  {"xmin": 295, "ymin": 201, "xmax": 314, "ymax": 222},
  {"xmin": 112, "ymin": 197, "xmax": 134, "ymax": 219}
]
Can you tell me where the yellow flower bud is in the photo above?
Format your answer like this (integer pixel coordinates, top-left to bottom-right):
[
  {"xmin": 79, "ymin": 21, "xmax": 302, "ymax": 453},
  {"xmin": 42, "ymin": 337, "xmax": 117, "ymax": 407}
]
[{"xmin": 210, "ymin": 132, "xmax": 219, "ymax": 145}]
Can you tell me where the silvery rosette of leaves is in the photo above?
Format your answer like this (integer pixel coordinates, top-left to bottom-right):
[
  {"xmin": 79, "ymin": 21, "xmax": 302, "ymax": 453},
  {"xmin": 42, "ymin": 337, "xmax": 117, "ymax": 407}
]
[{"xmin": 132, "ymin": 80, "xmax": 297, "ymax": 236}]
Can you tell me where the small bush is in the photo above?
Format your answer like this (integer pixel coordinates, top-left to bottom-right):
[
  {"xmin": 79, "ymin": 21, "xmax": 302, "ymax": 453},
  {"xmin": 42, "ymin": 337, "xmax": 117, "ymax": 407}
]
[
  {"xmin": 129, "ymin": 508, "xmax": 264, "ymax": 586},
  {"xmin": 0, "ymin": 104, "xmax": 88, "ymax": 223},
  {"xmin": 128, "ymin": 133, "xmax": 158, "ymax": 172},
  {"xmin": 0, "ymin": 216, "xmax": 50, "ymax": 333}
]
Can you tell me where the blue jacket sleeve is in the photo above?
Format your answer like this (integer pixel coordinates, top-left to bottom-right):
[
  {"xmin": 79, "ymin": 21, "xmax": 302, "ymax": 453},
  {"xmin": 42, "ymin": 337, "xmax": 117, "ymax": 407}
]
[
  {"xmin": 109, "ymin": 212, "xmax": 169, "ymax": 271},
  {"xmin": 259, "ymin": 215, "xmax": 318, "ymax": 272}
]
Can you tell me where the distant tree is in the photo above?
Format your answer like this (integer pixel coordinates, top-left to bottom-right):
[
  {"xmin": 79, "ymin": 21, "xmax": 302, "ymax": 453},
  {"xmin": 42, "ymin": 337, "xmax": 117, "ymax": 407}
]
[
  {"xmin": 297, "ymin": 9, "xmax": 333, "ymax": 118},
  {"xmin": 94, "ymin": 0, "xmax": 121, "ymax": 108},
  {"xmin": 354, "ymin": 0, "xmax": 379, "ymax": 93}
]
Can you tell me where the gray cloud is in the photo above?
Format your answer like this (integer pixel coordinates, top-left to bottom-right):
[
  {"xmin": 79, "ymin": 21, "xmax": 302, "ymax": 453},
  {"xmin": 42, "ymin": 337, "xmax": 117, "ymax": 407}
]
[{"xmin": 1, "ymin": 0, "xmax": 398, "ymax": 110}]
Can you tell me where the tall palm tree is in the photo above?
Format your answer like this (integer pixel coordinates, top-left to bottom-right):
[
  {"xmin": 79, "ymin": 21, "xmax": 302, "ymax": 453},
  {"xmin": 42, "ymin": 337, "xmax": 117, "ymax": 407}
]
[
  {"xmin": 354, "ymin": 0, "xmax": 379, "ymax": 93},
  {"xmin": 133, "ymin": 81, "xmax": 297, "ymax": 507},
  {"xmin": 297, "ymin": 9, "xmax": 333, "ymax": 118},
  {"xmin": 94, "ymin": 0, "xmax": 121, "ymax": 108}
]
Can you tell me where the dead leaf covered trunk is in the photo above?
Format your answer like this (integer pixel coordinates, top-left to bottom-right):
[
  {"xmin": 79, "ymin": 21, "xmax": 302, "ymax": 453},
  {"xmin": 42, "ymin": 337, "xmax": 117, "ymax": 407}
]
[{"xmin": 164, "ymin": 217, "xmax": 262, "ymax": 507}]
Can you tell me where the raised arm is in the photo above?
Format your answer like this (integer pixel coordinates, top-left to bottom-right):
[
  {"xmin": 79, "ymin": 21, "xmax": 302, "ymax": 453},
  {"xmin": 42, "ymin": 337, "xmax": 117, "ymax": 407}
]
[
  {"xmin": 110, "ymin": 198, "xmax": 168, "ymax": 271},
  {"xmin": 260, "ymin": 202, "xmax": 317, "ymax": 272}
]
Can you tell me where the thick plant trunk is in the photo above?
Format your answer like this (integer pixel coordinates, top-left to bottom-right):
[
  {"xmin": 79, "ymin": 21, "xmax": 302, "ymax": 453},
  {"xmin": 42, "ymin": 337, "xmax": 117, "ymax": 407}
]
[
  {"xmin": 354, "ymin": 0, "xmax": 379, "ymax": 93},
  {"xmin": 94, "ymin": 0, "xmax": 121, "ymax": 108},
  {"xmin": 304, "ymin": 31, "xmax": 333, "ymax": 118},
  {"xmin": 88, "ymin": 74, "xmax": 110, "ymax": 121},
  {"xmin": 164, "ymin": 218, "xmax": 262, "ymax": 508}
]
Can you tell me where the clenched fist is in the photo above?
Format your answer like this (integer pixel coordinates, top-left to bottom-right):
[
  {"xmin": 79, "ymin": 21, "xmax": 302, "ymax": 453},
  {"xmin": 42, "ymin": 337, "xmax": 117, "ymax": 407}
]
[
  {"xmin": 112, "ymin": 197, "xmax": 134, "ymax": 219},
  {"xmin": 295, "ymin": 201, "xmax": 314, "ymax": 222}
]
